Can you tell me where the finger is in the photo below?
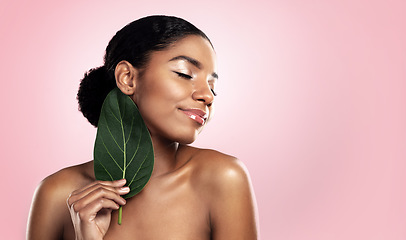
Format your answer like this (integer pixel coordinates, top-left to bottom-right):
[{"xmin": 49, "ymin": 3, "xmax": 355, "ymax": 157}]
[
  {"xmin": 72, "ymin": 183, "xmax": 126, "ymax": 201},
  {"xmin": 68, "ymin": 180, "xmax": 127, "ymax": 206},
  {"xmin": 71, "ymin": 179, "xmax": 126, "ymax": 196},
  {"xmin": 66, "ymin": 192, "xmax": 73, "ymax": 208},
  {"xmin": 71, "ymin": 186, "xmax": 129, "ymax": 212},
  {"xmin": 78, "ymin": 198, "xmax": 120, "ymax": 223}
]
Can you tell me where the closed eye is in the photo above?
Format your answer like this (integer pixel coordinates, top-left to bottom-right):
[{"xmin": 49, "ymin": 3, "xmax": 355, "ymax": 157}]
[
  {"xmin": 174, "ymin": 71, "xmax": 217, "ymax": 97},
  {"xmin": 173, "ymin": 71, "xmax": 192, "ymax": 79}
]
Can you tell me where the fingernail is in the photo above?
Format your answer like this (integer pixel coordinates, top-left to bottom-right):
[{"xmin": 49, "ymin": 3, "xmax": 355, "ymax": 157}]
[
  {"xmin": 117, "ymin": 179, "xmax": 126, "ymax": 184},
  {"xmin": 120, "ymin": 187, "xmax": 130, "ymax": 192}
]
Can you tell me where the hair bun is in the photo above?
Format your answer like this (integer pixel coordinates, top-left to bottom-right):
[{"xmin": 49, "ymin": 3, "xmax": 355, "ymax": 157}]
[{"xmin": 77, "ymin": 66, "xmax": 116, "ymax": 127}]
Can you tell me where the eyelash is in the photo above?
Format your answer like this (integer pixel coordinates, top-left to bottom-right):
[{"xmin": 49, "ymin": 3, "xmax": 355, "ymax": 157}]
[
  {"xmin": 174, "ymin": 71, "xmax": 192, "ymax": 79},
  {"xmin": 174, "ymin": 71, "xmax": 218, "ymax": 96}
]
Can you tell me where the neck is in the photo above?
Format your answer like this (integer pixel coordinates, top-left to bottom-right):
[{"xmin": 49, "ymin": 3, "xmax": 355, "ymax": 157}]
[{"xmin": 149, "ymin": 135, "xmax": 181, "ymax": 178}]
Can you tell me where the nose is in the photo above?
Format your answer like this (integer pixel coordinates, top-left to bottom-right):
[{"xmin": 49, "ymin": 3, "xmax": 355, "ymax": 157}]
[{"xmin": 192, "ymin": 82, "xmax": 214, "ymax": 106}]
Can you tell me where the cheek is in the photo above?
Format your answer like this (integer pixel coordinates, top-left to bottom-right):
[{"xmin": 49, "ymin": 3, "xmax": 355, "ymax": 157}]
[
  {"xmin": 134, "ymin": 76, "xmax": 190, "ymax": 118},
  {"xmin": 148, "ymin": 77, "xmax": 191, "ymax": 103}
]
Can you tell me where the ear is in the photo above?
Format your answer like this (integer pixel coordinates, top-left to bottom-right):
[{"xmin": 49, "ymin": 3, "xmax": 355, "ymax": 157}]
[{"xmin": 115, "ymin": 60, "xmax": 138, "ymax": 95}]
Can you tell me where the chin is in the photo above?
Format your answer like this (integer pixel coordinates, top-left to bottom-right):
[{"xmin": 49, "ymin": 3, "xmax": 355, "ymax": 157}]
[
  {"xmin": 154, "ymin": 123, "xmax": 203, "ymax": 145},
  {"xmin": 176, "ymin": 134, "xmax": 198, "ymax": 145},
  {"xmin": 173, "ymin": 130, "xmax": 199, "ymax": 145}
]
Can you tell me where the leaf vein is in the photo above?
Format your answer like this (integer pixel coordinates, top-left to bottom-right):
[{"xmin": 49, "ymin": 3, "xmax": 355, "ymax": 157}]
[
  {"xmin": 127, "ymin": 148, "xmax": 151, "ymax": 188},
  {"xmin": 107, "ymin": 108, "xmax": 121, "ymax": 123},
  {"xmin": 126, "ymin": 126, "xmax": 143, "ymax": 168},
  {"xmin": 104, "ymin": 118, "xmax": 124, "ymax": 153},
  {"xmin": 94, "ymin": 159, "xmax": 114, "ymax": 181},
  {"xmin": 101, "ymin": 134, "xmax": 124, "ymax": 172},
  {"xmin": 125, "ymin": 117, "xmax": 135, "ymax": 144}
]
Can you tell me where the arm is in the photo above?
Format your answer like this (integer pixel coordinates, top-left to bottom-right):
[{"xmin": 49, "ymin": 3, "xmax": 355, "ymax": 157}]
[
  {"xmin": 27, "ymin": 175, "xmax": 70, "ymax": 240},
  {"xmin": 209, "ymin": 158, "xmax": 259, "ymax": 240},
  {"xmin": 27, "ymin": 169, "xmax": 129, "ymax": 240},
  {"xmin": 66, "ymin": 180, "xmax": 129, "ymax": 240}
]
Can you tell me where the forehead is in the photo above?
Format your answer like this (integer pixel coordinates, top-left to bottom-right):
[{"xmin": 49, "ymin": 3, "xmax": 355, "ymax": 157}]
[{"xmin": 148, "ymin": 35, "xmax": 217, "ymax": 71}]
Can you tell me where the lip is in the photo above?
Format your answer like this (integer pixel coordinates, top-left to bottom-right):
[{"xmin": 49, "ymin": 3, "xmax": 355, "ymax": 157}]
[{"xmin": 180, "ymin": 108, "xmax": 208, "ymax": 125}]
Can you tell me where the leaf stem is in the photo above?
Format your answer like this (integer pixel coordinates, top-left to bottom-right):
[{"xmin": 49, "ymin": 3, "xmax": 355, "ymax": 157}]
[{"xmin": 118, "ymin": 206, "xmax": 122, "ymax": 225}]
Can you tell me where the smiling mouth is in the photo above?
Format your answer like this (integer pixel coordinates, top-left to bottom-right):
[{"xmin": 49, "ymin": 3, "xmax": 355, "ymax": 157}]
[{"xmin": 180, "ymin": 109, "xmax": 208, "ymax": 125}]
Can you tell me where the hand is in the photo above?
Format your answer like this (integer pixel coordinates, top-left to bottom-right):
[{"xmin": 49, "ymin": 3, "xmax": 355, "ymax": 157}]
[{"xmin": 66, "ymin": 179, "xmax": 130, "ymax": 240}]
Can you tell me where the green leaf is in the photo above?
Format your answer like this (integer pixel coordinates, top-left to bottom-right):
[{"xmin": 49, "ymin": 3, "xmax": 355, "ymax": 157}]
[{"xmin": 93, "ymin": 88, "xmax": 154, "ymax": 223}]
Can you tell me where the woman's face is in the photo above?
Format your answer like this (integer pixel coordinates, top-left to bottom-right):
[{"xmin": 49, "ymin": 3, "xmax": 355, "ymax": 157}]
[{"xmin": 131, "ymin": 35, "xmax": 217, "ymax": 144}]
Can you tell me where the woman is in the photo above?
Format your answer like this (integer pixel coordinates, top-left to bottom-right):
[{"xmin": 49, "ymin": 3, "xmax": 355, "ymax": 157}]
[{"xmin": 27, "ymin": 15, "xmax": 258, "ymax": 240}]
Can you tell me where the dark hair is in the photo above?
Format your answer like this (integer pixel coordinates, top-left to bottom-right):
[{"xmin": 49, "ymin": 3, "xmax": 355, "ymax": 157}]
[{"xmin": 77, "ymin": 15, "xmax": 212, "ymax": 127}]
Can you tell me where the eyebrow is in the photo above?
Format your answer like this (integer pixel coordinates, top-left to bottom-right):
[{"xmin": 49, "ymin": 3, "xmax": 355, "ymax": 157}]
[{"xmin": 169, "ymin": 55, "xmax": 218, "ymax": 79}]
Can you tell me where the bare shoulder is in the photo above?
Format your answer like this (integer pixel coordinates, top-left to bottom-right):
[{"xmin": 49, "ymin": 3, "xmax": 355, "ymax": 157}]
[
  {"xmin": 36, "ymin": 161, "xmax": 94, "ymax": 201},
  {"xmin": 185, "ymin": 146, "xmax": 259, "ymax": 239},
  {"xmin": 187, "ymin": 146, "xmax": 251, "ymax": 190},
  {"xmin": 27, "ymin": 161, "xmax": 94, "ymax": 240}
]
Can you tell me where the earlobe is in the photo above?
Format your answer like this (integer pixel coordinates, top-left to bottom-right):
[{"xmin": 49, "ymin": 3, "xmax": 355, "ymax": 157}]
[{"xmin": 115, "ymin": 60, "xmax": 138, "ymax": 95}]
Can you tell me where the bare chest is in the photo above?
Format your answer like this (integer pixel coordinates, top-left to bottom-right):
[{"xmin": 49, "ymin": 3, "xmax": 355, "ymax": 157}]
[{"xmin": 104, "ymin": 176, "xmax": 211, "ymax": 240}]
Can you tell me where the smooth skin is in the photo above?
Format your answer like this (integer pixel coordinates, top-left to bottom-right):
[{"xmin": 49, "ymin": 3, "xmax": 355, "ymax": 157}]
[{"xmin": 27, "ymin": 35, "xmax": 259, "ymax": 240}]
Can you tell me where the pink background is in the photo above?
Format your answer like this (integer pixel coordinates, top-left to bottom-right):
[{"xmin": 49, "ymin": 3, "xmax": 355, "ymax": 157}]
[{"xmin": 1, "ymin": 0, "xmax": 405, "ymax": 239}]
